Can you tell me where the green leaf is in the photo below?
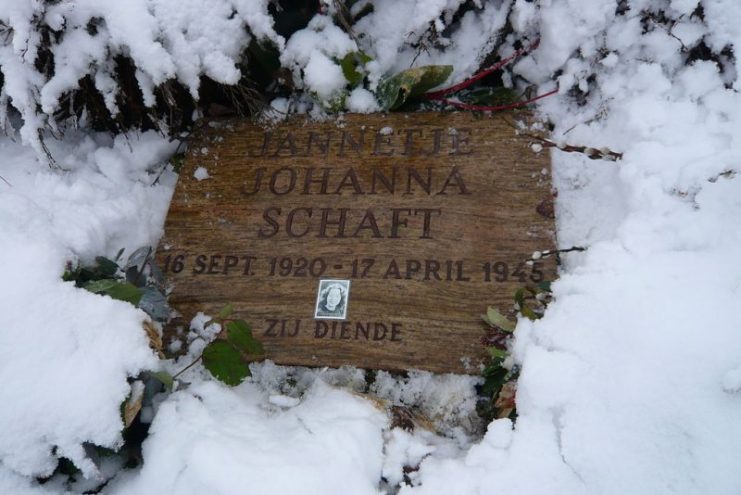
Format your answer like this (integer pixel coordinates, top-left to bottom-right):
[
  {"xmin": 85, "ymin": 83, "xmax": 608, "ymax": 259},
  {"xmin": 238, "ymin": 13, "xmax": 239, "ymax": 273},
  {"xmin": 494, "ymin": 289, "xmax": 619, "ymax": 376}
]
[
  {"xmin": 376, "ymin": 65, "xmax": 453, "ymax": 111},
  {"xmin": 340, "ymin": 51, "xmax": 372, "ymax": 87},
  {"xmin": 83, "ymin": 279, "xmax": 143, "ymax": 305},
  {"xmin": 170, "ymin": 153, "xmax": 186, "ymax": 174},
  {"xmin": 485, "ymin": 306, "xmax": 516, "ymax": 332},
  {"xmin": 217, "ymin": 303, "xmax": 234, "ymax": 319},
  {"xmin": 137, "ymin": 287, "xmax": 169, "ymax": 321},
  {"xmin": 62, "ymin": 266, "xmax": 81, "ymax": 283},
  {"xmin": 83, "ymin": 279, "xmax": 119, "ymax": 293},
  {"xmin": 226, "ymin": 320, "xmax": 264, "ymax": 355},
  {"xmin": 202, "ymin": 341, "xmax": 250, "ymax": 386},
  {"xmin": 148, "ymin": 371, "xmax": 174, "ymax": 392},
  {"xmin": 513, "ymin": 287, "xmax": 526, "ymax": 305},
  {"xmin": 462, "ymin": 87, "xmax": 520, "ymax": 106},
  {"xmin": 94, "ymin": 256, "xmax": 120, "ymax": 277},
  {"xmin": 317, "ymin": 90, "xmax": 348, "ymax": 112},
  {"xmin": 125, "ymin": 246, "xmax": 152, "ymax": 272},
  {"xmin": 480, "ymin": 363, "xmax": 507, "ymax": 397},
  {"xmin": 488, "ymin": 347, "xmax": 508, "ymax": 360},
  {"xmin": 520, "ymin": 304, "xmax": 539, "ymax": 321}
]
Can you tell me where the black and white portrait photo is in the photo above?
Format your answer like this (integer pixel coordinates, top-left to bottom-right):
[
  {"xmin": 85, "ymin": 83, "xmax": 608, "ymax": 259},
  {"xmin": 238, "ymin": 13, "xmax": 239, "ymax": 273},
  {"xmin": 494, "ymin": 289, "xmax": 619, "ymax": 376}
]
[{"xmin": 314, "ymin": 279, "xmax": 351, "ymax": 320}]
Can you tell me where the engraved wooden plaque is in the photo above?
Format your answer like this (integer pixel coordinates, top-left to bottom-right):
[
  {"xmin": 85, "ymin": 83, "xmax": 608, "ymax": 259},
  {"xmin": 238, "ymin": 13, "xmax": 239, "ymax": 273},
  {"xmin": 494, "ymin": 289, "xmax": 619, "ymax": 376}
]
[{"xmin": 158, "ymin": 112, "xmax": 556, "ymax": 374}]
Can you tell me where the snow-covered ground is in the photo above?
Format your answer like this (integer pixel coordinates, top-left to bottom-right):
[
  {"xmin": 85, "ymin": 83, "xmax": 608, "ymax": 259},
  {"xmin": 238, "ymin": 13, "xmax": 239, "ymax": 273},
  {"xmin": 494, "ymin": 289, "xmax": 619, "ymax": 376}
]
[{"xmin": 2, "ymin": 0, "xmax": 741, "ymax": 494}]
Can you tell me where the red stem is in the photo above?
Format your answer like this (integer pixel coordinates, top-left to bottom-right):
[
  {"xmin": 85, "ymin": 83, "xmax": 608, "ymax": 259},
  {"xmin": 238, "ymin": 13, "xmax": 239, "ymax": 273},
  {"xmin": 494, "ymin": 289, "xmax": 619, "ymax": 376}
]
[
  {"xmin": 424, "ymin": 38, "xmax": 542, "ymax": 100},
  {"xmin": 438, "ymin": 87, "xmax": 559, "ymax": 112}
]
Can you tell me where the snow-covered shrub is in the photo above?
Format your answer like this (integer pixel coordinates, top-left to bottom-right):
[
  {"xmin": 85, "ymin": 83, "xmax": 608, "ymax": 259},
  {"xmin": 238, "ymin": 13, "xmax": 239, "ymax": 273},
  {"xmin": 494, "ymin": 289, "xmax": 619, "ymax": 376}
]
[
  {"xmin": 0, "ymin": 0, "xmax": 283, "ymax": 154},
  {"xmin": 0, "ymin": 0, "xmax": 524, "ymax": 157},
  {"xmin": 274, "ymin": 0, "xmax": 520, "ymax": 113},
  {"xmin": 4, "ymin": 0, "xmax": 735, "ymax": 159},
  {"xmin": 510, "ymin": 0, "xmax": 739, "ymax": 145}
]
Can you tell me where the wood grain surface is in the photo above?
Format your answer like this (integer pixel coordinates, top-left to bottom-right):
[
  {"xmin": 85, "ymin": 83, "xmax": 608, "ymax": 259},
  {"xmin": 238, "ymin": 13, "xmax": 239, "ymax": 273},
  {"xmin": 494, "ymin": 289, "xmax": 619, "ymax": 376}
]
[{"xmin": 157, "ymin": 112, "xmax": 556, "ymax": 374}]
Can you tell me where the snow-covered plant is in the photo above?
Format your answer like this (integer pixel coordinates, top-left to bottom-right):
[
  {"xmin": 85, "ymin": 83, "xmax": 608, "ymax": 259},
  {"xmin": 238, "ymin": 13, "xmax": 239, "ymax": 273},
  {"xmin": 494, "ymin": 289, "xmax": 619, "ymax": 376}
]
[
  {"xmin": 65, "ymin": 246, "xmax": 170, "ymax": 323},
  {"xmin": 275, "ymin": 0, "xmax": 516, "ymax": 113},
  {"xmin": 54, "ymin": 250, "xmax": 262, "ymax": 489},
  {"xmin": 478, "ymin": 282, "xmax": 552, "ymax": 423},
  {"xmin": 173, "ymin": 304, "xmax": 265, "ymax": 386},
  {"xmin": 509, "ymin": 0, "xmax": 739, "ymax": 146},
  {"xmin": 478, "ymin": 246, "xmax": 588, "ymax": 423},
  {"xmin": 0, "ymin": 0, "xmax": 283, "ymax": 155},
  {"xmin": 0, "ymin": 0, "xmax": 525, "ymax": 159}
]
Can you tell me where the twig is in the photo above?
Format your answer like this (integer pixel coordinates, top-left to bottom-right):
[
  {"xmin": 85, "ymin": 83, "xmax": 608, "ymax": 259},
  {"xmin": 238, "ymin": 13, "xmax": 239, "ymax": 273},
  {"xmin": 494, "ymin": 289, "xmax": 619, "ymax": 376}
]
[
  {"xmin": 332, "ymin": 0, "xmax": 362, "ymax": 47},
  {"xmin": 438, "ymin": 88, "xmax": 558, "ymax": 112},
  {"xmin": 151, "ymin": 136, "xmax": 189, "ymax": 186},
  {"xmin": 708, "ymin": 169, "xmax": 737, "ymax": 183},
  {"xmin": 38, "ymin": 130, "xmax": 58, "ymax": 169},
  {"xmin": 524, "ymin": 133, "xmax": 622, "ymax": 161},
  {"xmin": 539, "ymin": 246, "xmax": 586, "ymax": 258},
  {"xmin": 523, "ymin": 246, "xmax": 587, "ymax": 268},
  {"xmin": 542, "ymin": 246, "xmax": 586, "ymax": 266},
  {"xmin": 173, "ymin": 354, "xmax": 202, "ymax": 379},
  {"xmin": 173, "ymin": 314, "xmax": 232, "ymax": 379},
  {"xmin": 134, "ymin": 246, "xmax": 153, "ymax": 285}
]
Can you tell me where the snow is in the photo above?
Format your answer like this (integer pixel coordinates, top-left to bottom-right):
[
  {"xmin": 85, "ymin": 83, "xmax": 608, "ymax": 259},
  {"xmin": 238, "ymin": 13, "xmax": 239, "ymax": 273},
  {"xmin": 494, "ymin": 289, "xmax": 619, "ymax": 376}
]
[
  {"xmin": 382, "ymin": 428, "xmax": 436, "ymax": 487},
  {"xmin": 400, "ymin": 2, "xmax": 741, "ymax": 494},
  {"xmin": 2, "ymin": 0, "xmax": 741, "ymax": 494},
  {"xmin": 303, "ymin": 52, "xmax": 348, "ymax": 100},
  {"xmin": 347, "ymin": 88, "xmax": 380, "ymax": 113},
  {"xmin": 193, "ymin": 166, "xmax": 210, "ymax": 181},
  {"xmin": 0, "ymin": 130, "xmax": 177, "ymax": 481},
  {"xmin": 280, "ymin": 15, "xmax": 357, "ymax": 100},
  {"xmin": 268, "ymin": 394, "xmax": 301, "ymax": 408},
  {"xmin": 412, "ymin": 210, "xmax": 741, "ymax": 493},
  {"xmin": 371, "ymin": 371, "xmax": 481, "ymax": 435},
  {"xmin": 704, "ymin": 0, "xmax": 741, "ymax": 89},
  {"xmin": 105, "ymin": 381, "xmax": 387, "ymax": 495}
]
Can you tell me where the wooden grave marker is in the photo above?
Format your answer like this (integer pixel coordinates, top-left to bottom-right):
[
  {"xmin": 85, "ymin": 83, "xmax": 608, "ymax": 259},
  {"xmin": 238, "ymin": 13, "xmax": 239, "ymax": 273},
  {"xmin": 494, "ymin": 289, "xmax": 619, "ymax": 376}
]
[{"xmin": 157, "ymin": 112, "xmax": 556, "ymax": 374}]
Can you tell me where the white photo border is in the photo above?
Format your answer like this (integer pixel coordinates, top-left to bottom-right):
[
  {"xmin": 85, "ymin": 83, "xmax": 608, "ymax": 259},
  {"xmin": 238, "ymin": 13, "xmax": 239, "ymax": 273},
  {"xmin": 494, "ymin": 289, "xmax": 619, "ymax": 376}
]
[{"xmin": 314, "ymin": 279, "xmax": 351, "ymax": 320}]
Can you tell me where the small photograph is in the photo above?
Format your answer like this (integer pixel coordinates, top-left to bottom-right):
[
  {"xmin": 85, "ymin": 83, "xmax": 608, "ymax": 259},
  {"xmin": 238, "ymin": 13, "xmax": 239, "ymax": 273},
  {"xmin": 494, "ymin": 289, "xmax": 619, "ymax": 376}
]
[{"xmin": 314, "ymin": 279, "xmax": 351, "ymax": 320}]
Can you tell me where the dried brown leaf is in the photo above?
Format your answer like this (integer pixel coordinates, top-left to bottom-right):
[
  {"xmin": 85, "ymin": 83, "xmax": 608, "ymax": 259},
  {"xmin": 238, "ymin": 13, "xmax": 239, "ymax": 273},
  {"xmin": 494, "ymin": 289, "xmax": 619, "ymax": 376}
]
[
  {"xmin": 143, "ymin": 319, "xmax": 164, "ymax": 358},
  {"xmin": 123, "ymin": 383, "xmax": 144, "ymax": 428}
]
